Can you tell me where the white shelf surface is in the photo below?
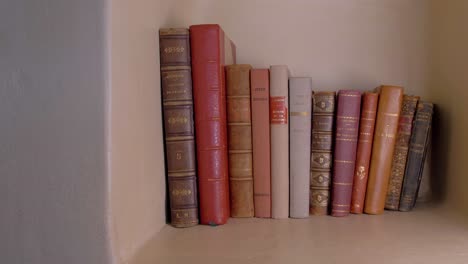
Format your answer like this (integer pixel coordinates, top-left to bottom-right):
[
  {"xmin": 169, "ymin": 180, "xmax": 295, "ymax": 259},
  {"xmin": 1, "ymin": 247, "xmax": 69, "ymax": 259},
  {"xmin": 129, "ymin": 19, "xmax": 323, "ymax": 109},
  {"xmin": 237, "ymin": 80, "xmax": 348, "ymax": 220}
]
[{"xmin": 130, "ymin": 204, "xmax": 468, "ymax": 264}]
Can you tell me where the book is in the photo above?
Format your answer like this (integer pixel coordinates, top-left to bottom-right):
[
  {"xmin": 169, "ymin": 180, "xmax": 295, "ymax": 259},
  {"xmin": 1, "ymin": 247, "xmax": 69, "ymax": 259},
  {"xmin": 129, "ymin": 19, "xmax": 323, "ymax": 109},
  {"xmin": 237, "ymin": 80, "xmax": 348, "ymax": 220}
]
[
  {"xmin": 310, "ymin": 91, "xmax": 336, "ymax": 215},
  {"xmin": 331, "ymin": 90, "xmax": 361, "ymax": 217},
  {"xmin": 289, "ymin": 77, "xmax": 312, "ymax": 219},
  {"xmin": 350, "ymin": 92, "xmax": 379, "ymax": 214},
  {"xmin": 159, "ymin": 28, "xmax": 198, "ymax": 227},
  {"xmin": 226, "ymin": 64, "xmax": 254, "ymax": 217},
  {"xmin": 364, "ymin": 85, "xmax": 403, "ymax": 215},
  {"xmin": 270, "ymin": 65, "xmax": 289, "ymax": 219},
  {"xmin": 250, "ymin": 69, "xmax": 272, "ymax": 218},
  {"xmin": 189, "ymin": 24, "xmax": 236, "ymax": 225},
  {"xmin": 399, "ymin": 102, "xmax": 433, "ymax": 211},
  {"xmin": 385, "ymin": 95, "xmax": 420, "ymax": 210}
]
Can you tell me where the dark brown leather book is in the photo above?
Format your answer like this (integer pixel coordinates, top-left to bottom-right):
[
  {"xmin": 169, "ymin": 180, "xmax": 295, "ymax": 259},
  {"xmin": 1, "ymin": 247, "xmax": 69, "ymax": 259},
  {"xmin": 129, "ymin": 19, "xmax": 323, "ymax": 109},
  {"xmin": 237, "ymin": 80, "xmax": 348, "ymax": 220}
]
[
  {"xmin": 350, "ymin": 92, "xmax": 378, "ymax": 214},
  {"xmin": 364, "ymin": 85, "xmax": 403, "ymax": 215},
  {"xmin": 399, "ymin": 102, "xmax": 433, "ymax": 211},
  {"xmin": 159, "ymin": 28, "xmax": 198, "ymax": 227},
  {"xmin": 310, "ymin": 92, "xmax": 336, "ymax": 215},
  {"xmin": 190, "ymin": 24, "xmax": 236, "ymax": 225},
  {"xmin": 331, "ymin": 90, "xmax": 361, "ymax": 217},
  {"xmin": 385, "ymin": 95, "xmax": 419, "ymax": 210},
  {"xmin": 226, "ymin": 64, "xmax": 254, "ymax": 217},
  {"xmin": 250, "ymin": 69, "xmax": 271, "ymax": 218}
]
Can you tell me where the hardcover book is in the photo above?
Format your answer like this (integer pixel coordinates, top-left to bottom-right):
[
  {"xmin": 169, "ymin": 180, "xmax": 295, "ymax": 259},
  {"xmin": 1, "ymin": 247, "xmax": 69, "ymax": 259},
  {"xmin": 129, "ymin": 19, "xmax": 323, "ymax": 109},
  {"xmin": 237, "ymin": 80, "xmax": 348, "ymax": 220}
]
[
  {"xmin": 399, "ymin": 102, "xmax": 433, "ymax": 211},
  {"xmin": 364, "ymin": 85, "xmax": 403, "ymax": 215},
  {"xmin": 159, "ymin": 28, "xmax": 198, "ymax": 227},
  {"xmin": 251, "ymin": 69, "xmax": 271, "ymax": 218},
  {"xmin": 190, "ymin": 24, "xmax": 236, "ymax": 225},
  {"xmin": 385, "ymin": 95, "xmax": 419, "ymax": 210},
  {"xmin": 226, "ymin": 64, "xmax": 254, "ymax": 217},
  {"xmin": 270, "ymin": 65, "xmax": 289, "ymax": 219},
  {"xmin": 289, "ymin": 77, "xmax": 312, "ymax": 219},
  {"xmin": 310, "ymin": 91, "xmax": 336, "ymax": 215},
  {"xmin": 331, "ymin": 90, "xmax": 361, "ymax": 217},
  {"xmin": 350, "ymin": 92, "xmax": 379, "ymax": 214}
]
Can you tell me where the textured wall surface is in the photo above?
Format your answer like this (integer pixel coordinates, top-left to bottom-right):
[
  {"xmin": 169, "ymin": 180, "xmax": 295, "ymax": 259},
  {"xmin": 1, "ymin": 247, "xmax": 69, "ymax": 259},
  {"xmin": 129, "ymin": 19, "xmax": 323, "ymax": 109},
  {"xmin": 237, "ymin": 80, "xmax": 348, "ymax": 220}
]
[{"xmin": 0, "ymin": 0, "xmax": 111, "ymax": 263}]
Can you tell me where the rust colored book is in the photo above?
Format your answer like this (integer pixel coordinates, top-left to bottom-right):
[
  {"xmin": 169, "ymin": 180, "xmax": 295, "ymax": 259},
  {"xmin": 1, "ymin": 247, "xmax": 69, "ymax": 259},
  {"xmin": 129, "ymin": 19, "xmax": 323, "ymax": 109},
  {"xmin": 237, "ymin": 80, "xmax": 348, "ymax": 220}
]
[
  {"xmin": 190, "ymin": 24, "xmax": 236, "ymax": 225},
  {"xmin": 331, "ymin": 90, "xmax": 361, "ymax": 217},
  {"xmin": 385, "ymin": 95, "xmax": 419, "ymax": 210},
  {"xmin": 364, "ymin": 85, "xmax": 403, "ymax": 215},
  {"xmin": 310, "ymin": 92, "xmax": 336, "ymax": 215},
  {"xmin": 226, "ymin": 64, "xmax": 254, "ymax": 218},
  {"xmin": 250, "ymin": 69, "xmax": 271, "ymax": 218},
  {"xmin": 159, "ymin": 28, "xmax": 198, "ymax": 227},
  {"xmin": 350, "ymin": 92, "xmax": 379, "ymax": 214}
]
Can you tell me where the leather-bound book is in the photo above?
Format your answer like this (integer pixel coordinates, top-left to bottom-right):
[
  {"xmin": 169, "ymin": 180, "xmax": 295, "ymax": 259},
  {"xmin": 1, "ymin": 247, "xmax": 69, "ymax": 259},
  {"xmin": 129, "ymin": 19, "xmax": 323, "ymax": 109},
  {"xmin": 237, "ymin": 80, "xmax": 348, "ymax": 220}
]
[
  {"xmin": 159, "ymin": 28, "xmax": 198, "ymax": 227},
  {"xmin": 289, "ymin": 77, "xmax": 312, "ymax": 219},
  {"xmin": 331, "ymin": 90, "xmax": 361, "ymax": 217},
  {"xmin": 270, "ymin": 65, "xmax": 289, "ymax": 219},
  {"xmin": 190, "ymin": 24, "xmax": 236, "ymax": 225},
  {"xmin": 399, "ymin": 102, "xmax": 433, "ymax": 211},
  {"xmin": 364, "ymin": 85, "xmax": 403, "ymax": 215},
  {"xmin": 310, "ymin": 91, "xmax": 336, "ymax": 215},
  {"xmin": 385, "ymin": 95, "xmax": 419, "ymax": 210},
  {"xmin": 350, "ymin": 92, "xmax": 378, "ymax": 214},
  {"xmin": 250, "ymin": 69, "xmax": 271, "ymax": 218},
  {"xmin": 226, "ymin": 64, "xmax": 254, "ymax": 218}
]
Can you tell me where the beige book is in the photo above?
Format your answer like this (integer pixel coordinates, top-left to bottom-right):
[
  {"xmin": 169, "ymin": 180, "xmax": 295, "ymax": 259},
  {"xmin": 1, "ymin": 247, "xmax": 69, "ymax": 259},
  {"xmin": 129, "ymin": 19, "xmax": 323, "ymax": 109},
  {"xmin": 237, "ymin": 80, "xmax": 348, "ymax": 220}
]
[
  {"xmin": 270, "ymin": 65, "xmax": 290, "ymax": 219},
  {"xmin": 289, "ymin": 77, "xmax": 312, "ymax": 218}
]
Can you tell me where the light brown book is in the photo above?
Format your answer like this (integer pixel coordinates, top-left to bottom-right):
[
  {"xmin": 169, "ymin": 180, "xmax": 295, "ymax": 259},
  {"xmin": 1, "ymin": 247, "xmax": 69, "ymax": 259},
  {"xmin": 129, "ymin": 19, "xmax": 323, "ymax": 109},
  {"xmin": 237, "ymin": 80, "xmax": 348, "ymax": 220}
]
[
  {"xmin": 251, "ymin": 69, "xmax": 271, "ymax": 218},
  {"xmin": 364, "ymin": 85, "xmax": 404, "ymax": 215},
  {"xmin": 289, "ymin": 77, "xmax": 312, "ymax": 218},
  {"xmin": 226, "ymin": 64, "xmax": 254, "ymax": 217},
  {"xmin": 310, "ymin": 91, "xmax": 336, "ymax": 215},
  {"xmin": 270, "ymin": 65, "xmax": 289, "ymax": 219}
]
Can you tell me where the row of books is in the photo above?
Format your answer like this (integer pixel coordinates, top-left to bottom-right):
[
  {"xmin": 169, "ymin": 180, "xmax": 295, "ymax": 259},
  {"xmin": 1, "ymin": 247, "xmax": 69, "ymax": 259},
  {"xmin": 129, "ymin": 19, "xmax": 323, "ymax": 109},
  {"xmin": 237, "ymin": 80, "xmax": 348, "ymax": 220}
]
[{"xmin": 159, "ymin": 25, "xmax": 433, "ymax": 228}]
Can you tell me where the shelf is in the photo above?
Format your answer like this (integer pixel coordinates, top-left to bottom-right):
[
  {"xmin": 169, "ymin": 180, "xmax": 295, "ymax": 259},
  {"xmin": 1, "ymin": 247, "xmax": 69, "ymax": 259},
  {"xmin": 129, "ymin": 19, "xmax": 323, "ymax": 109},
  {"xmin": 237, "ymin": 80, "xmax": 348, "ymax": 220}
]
[{"xmin": 130, "ymin": 204, "xmax": 468, "ymax": 264}]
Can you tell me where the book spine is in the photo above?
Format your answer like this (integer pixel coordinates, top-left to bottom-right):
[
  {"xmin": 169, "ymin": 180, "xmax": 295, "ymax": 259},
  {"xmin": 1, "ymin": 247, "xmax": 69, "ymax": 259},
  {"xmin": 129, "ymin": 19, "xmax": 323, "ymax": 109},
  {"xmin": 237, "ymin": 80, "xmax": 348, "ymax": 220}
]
[
  {"xmin": 399, "ymin": 102, "xmax": 433, "ymax": 211},
  {"xmin": 289, "ymin": 77, "xmax": 312, "ymax": 219},
  {"xmin": 385, "ymin": 95, "xmax": 420, "ymax": 210},
  {"xmin": 350, "ymin": 92, "xmax": 378, "ymax": 214},
  {"xmin": 331, "ymin": 90, "xmax": 361, "ymax": 217},
  {"xmin": 310, "ymin": 92, "xmax": 336, "ymax": 215},
  {"xmin": 364, "ymin": 85, "xmax": 403, "ymax": 215},
  {"xmin": 226, "ymin": 64, "xmax": 254, "ymax": 217},
  {"xmin": 159, "ymin": 28, "xmax": 198, "ymax": 227},
  {"xmin": 250, "ymin": 69, "xmax": 271, "ymax": 218},
  {"xmin": 270, "ymin": 65, "xmax": 289, "ymax": 219},
  {"xmin": 190, "ymin": 24, "xmax": 236, "ymax": 225}
]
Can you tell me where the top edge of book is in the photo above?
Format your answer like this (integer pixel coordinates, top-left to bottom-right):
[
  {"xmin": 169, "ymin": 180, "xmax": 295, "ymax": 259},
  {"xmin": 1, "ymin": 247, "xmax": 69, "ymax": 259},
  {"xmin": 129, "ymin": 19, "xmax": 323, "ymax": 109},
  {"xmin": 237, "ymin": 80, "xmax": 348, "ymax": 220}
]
[
  {"xmin": 226, "ymin": 64, "xmax": 252, "ymax": 69},
  {"xmin": 159, "ymin": 28, "xmax": 189, "ymax": 35},
  {"xmin": 338, "ymin": 90, "xmax": 361, "ymax": 95}
]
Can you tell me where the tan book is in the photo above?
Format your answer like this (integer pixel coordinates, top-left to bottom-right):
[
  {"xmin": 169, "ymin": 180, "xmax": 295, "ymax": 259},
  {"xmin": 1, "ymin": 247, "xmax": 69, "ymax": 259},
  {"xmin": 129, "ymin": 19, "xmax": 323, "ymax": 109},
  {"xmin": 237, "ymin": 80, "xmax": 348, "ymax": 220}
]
[
  {"xmin": 289, "ymin": 77, "xmax": 312, "ymax": 218},
  {"xmin": 226, "ymin": 64, "xmax": 254, "ymax": 217},
  {"xmin": 270, "ymin": 65, "xmax": 289, "ymax": 219},
  {"xmin": 364, "ymin": 85, "xmax": 404, "ymax": 215}
]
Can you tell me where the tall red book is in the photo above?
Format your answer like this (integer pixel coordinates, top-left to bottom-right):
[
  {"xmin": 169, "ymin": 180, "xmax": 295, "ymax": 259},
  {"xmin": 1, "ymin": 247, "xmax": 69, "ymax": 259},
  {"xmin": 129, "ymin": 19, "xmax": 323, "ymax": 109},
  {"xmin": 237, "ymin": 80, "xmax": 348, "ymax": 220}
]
[
  {"xmin": 190, "ymin": 24, "xmax": 236, "ymax": 225},
  {"xmin": 331, "ymin": 90, "xmax": 361, "ymax": 217}
]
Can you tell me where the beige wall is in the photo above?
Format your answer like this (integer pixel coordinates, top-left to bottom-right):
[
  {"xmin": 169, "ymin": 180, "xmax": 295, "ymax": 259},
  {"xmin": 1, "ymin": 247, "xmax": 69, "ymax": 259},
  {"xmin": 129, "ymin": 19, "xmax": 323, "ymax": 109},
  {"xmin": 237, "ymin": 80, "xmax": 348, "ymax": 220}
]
[{"xmin": 428, "ymin": 0, "xmax": 468, "ymax": 213}]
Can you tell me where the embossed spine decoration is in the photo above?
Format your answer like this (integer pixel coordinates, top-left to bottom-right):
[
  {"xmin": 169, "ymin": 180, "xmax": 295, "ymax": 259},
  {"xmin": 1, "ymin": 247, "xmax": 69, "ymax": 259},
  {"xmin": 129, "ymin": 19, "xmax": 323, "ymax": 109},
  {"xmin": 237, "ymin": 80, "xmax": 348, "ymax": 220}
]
[
  {"xmin": 159, "ymin": 28, "xmax": 198, "ymax": 227},
  {"xmin": 289, "ymin": 77, "xmax": 312, "ymax": 219},
  {"xmin": 226, "ymin": 64, "xmax": 255, "ymax": 217},
  {"xmin": 331, "ymin": 90, "xmax": 361, "ymax": 217},
  {"xmin": 399, "ymin": 102, "xmax": 433, "ymax": 212},
  {"xmin": 364, "ymin": 85, "xmax": 403, "ymax": 215},
  {"xmin": 350, "ymin": 92, "xmax": 379, "ymax": 214},
  {"xmin": 310, "ymin": 92, "xmax": 336, "ymax": 215},
  {"xmin": 385, "ymin": 95, "xmax": 419, "ymax": 210}
]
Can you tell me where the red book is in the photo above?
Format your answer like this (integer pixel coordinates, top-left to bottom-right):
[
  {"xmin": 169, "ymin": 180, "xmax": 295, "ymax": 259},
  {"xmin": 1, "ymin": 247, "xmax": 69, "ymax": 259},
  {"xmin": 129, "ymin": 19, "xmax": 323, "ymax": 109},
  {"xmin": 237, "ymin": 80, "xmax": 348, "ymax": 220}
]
[
  {"xmin": 331, "ymin": 90, "xmax": 361, "ymax": 217},
  {"xmin": 190, "ymin": 24, "xmax": 236, "ymax": 225},
  {"xmin": 250, "ymin": 69, "xmax": 271, "ymax": 218}
]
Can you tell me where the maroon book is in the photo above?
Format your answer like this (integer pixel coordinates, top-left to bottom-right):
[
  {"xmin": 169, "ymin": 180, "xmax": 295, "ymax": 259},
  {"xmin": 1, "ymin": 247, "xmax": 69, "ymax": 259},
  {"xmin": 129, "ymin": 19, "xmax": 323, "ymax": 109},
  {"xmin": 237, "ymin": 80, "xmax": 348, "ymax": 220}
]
[{"xmin": 331, "ymin": 90, "xmax": 362, "ymax": 217}]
